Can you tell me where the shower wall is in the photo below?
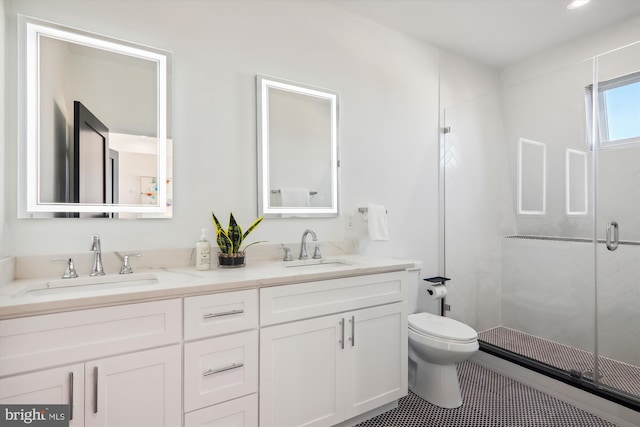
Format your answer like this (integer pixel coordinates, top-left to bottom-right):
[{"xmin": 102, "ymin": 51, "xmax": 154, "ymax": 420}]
[
  {"xmin": 502, "ymin": 237, "xmax": 639, "ymax": 366},
  {"xmin": 501, "ymin": 59, "xmax": 594, "ymax": 239},
  {"xmin": 442, "ymin": 95, "xmax": 514, "ymax": 332},
  {"xmin": 441, "ymin": 17, "xmax": 640, "ymax": 378}
]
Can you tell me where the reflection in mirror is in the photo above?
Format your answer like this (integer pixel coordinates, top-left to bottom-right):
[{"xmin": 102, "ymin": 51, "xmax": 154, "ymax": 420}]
[
  {"xmin": 19, "ymin": 16, "xmax": 172, "ymax": 218},
  {"xmin": 566, "ymin": 149, "xmax": 588, "ymax": 215},
  {"xmin": 257, "ymin": 75, "xmax": 339, "ymax": 218},
  {"xmin": 518, "ymin": 138, "xmax": 546, "ymax": 215}
]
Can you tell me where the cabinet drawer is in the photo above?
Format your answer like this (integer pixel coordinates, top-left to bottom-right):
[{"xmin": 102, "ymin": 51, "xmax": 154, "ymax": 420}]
[
  {"xmin": 184, "ymin": 394, "xmax": 258, "ymax": 427},
  {"xmin": 184, "ymin": 290, "xmax": 258, "ymax": 340},
  {"xmin": 260, "ymin": 271, "xmax": 408, "ymax": 326},
  {"xmin": 0, "ymin": 299, "xmax": 181, "ymax": 377},
  {"xmin": 184, "ymin": 330, "xmax": 258, "ymax": 412}
]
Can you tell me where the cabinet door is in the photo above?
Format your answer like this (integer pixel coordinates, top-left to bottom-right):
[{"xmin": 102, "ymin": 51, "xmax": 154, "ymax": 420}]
[
  {"xmin": 260, "ymin": 314, "xmax": 345, "ymax": 427},
  {"xmin": 85, "ymin": 345, "xmax": 181, "ymax": 427},
  {"xmin": 0, "ymin": 364, "xmax": 84, "ymax": 427},
  {"xmin": 344, "ymin": 302, "xmax": 407, "ymax": 419}
]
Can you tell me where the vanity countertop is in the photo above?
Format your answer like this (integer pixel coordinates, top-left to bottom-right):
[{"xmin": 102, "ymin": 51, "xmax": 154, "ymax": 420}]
[{"xmin": 0, "ymin": 255, "xmax": 416, "ymax": 320}]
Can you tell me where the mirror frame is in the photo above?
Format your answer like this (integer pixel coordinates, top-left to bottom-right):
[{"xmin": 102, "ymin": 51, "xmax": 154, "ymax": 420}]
[
  {"xmin": 256, "ymin": 75, "xmax": 339, "ymax": 218},
  {"xmin": 18, "ymin": 15, "xmax": 171, "ymax": 217}
]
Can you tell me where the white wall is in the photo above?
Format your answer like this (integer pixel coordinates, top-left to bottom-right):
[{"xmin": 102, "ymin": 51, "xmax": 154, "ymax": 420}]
[
  {"xmin": 0, "ymin": 0, "xmax": 8, "ymax": 258},
  {"xmin": 500, "ymin": 16, "xmax": 640, "ymax": 87},
  {"xmin": 4, "ymin": 1, "xmax": 440, "ymax": 277}
]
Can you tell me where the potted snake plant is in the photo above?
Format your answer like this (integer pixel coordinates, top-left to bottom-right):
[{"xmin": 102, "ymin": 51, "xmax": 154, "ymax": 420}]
[{"xmin": 212, "ymin": 212, "xmax": 264, "ymax": 268}]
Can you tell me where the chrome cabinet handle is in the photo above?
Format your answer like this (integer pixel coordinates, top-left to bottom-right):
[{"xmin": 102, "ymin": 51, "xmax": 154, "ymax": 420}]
[
  {"xmin": 68, "ymin": 372, "xmax": 74, "ymax": 420},
  {"xmin": 606, "ymin": 221, "xmax": 619, "ymax": 251},
  {"xmin": 340, "ymin": 318, "xmax": 345, "ymax": 349},
  {"xmin": 203, "ymin": 363, "xmax": 244, "ymax": 377},
  {"xmin": 350, "ymin": 316, "xmax": 355, "ymax": 347},
  {"xmin": 203, "ymin": 309, "xmax": 244, "ymax": 319},
  {"xmin": 93, "ymin": 367, "xmax": 98, "ymax": 414}
]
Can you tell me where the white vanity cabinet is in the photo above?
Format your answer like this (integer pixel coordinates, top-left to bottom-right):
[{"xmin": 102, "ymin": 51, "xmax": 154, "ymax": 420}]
[
  {"xmin": 259, "ymin": 272, "xmax": 409, "ymax": 427},
  {"xmin": 0, "ymin": 259, "xmax": 413, "ymax": 427},
  {"xmin": 183, "ymin": 289, "xmax": 259, "ymax": 427},
  {"xmin": 0, "ymin": 300, "xmax": 182, "ymax": 427},
  {"xmin": 0, "ymin": 364, "xmax": 85, "ymax": 426}
]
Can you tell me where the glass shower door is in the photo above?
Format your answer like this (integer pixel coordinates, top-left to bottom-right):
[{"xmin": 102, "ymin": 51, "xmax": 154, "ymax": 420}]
[
  {"xmin": 594, "ymin": 41, "xmax": 640, "ymax": 400},
  {"xmin": 474, "ymin": 57, "xmax": 599, "ymax": 376}
]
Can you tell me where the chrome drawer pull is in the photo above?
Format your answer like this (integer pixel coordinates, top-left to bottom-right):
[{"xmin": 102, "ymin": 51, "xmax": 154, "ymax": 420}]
[
  {"xmin": 203, "ymin": 309, "xmax": 244, "ymax": 319},
  {"xmin": 203, "ymin": 362, "xmax": 244, "ymax": 377},
  {"xmin": 68, "ymin": 372, "xmax": 74, "ymax": 420},
  {"xmin": 606, "ymin": 221, "xmax": 619, "ymax": 251},
  {"xmin": 93, "ymin": 367, "xmax": 98, "ymax": 414},
  {"xmin": 351, "ymin": 315, "xmax": 355, "ymax": 347}
]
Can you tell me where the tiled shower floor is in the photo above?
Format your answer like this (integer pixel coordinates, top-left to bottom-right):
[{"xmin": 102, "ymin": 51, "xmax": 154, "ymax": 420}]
[
  {"xmin": 355, "ymin": 361, "xmax": 617, "ymax": 427},
  {"xmin": 479, "ymin": 326, "xmax": 640, "ymax": 398}
]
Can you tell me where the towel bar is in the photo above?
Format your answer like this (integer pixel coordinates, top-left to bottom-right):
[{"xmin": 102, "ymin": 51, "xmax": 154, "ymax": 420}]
[
  {"xmin": 271, "ymin": 189, "xmax": 317, "ymax": 195},
  {"xmin": 358, "ymin": 207, "xmax": 388, "ymax": 214}
]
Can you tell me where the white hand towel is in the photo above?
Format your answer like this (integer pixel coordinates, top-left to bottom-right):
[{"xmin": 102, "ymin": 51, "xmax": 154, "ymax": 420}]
[
  {"xmin": 367, "ymin": 204, "xmax": 389, "ymax": 241},
  {"xmin": 280, "ymin": 188, "xmax": 310, "ymax": 207}
]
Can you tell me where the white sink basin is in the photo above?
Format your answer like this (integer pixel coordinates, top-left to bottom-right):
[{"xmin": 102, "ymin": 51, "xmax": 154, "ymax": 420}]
[
  {"xmin": 15, "ymin": 273, "xmax": 159, "ymax": 298},
  {"xmin": 283, "ymin": 258, "xmax": 353, "ymax": 268}
]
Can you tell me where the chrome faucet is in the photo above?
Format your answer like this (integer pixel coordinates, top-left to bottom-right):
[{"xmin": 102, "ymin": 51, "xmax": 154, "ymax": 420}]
[
  {"xmin": 299, "ymin": 229, "xmax": 321, "ymax": 260},
  {"xmin": 90, "ymin": 234, "xmax": 105, "ymax": 276}
]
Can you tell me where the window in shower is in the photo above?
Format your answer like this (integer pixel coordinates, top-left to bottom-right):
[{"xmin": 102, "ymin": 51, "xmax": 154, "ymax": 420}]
[{"xmin": 586, "ymin": 70, "xmax": 640, "ymax": 149}]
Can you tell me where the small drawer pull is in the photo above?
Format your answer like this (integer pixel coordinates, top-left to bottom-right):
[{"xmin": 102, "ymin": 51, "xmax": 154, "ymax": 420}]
[
  {"xmin": 203, "ymin": 362, "xmax": 244, "ymax": 377},
  {"xmin": 203, "ymin": 309, "xmax": 244, "ymax": 319}
]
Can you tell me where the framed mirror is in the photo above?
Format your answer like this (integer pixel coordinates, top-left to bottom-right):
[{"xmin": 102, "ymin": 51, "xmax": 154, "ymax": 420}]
[
  {"xmin": 18, "ymin": 16, "xmax": 172, "ymax": 218},
  {"xmin": 257, "ymin": 75, "xmax": 339, "ymax": 218}
]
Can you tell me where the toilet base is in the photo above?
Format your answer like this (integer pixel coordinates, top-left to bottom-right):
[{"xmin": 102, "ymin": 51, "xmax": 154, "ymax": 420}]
[{"xmin": 409, "ymin": 358, "xmax": 463, "ymax": 409}]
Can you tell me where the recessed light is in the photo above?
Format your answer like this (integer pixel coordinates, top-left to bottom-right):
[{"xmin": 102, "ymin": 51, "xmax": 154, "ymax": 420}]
[{"xmin": 567, "ymin": 0, "xmax": 590, "ymax": 10}]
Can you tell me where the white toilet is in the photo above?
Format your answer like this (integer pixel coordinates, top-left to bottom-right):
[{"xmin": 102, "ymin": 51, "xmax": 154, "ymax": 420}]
[{"xmin": 407, "ymin": 271, "xmax": 479, "ymax": 409}]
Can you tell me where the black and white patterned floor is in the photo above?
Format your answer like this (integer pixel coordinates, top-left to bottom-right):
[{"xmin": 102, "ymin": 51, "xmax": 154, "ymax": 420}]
[
  {"xmin": 479, "ymin": 326, "xmax": 640, "ymax": 398},
  {"xmin": 355, "ymin": 361, "xmax": 617, "ymax": 427}
]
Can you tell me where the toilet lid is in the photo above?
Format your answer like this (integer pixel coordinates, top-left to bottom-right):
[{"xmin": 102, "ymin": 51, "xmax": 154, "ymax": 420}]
[{"xmin": 408, "ymin": 313, "xmax": 477, "ymax": 342}]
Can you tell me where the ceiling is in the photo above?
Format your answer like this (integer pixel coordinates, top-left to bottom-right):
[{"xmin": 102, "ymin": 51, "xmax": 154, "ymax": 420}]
[{"xmin": 331, "ymin": 0, "xmax": 640, "ymax": 68}]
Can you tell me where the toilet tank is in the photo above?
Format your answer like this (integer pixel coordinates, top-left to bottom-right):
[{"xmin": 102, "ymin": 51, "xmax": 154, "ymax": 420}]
[
  {"xmin": 406, "ymin": 263, "xmax": 422, "ymax": 314},
  {"xmin": 406, "ymin": 262, "xmax": 440, "ymax": 315}
]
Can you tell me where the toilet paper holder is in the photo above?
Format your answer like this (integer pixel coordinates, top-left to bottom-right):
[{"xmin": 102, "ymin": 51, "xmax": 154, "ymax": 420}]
[
  {"xmin": 424, "ymin": 276, "xmax": 450, "ymax": 284},
  {"xmin": 424, "ymin": 276, "xmax": 451, "ymax": 316}
]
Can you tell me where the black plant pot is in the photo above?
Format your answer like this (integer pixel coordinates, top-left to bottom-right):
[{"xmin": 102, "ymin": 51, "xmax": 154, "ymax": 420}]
[{"xmin": 217, "ymin": 252, "xmax": 246, "ymax": 268}]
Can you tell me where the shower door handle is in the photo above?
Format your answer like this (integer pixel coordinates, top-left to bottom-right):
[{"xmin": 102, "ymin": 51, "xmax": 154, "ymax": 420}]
[{"xmin": 606, "ymin": 221, "xmax": 619, "ymax": 251}]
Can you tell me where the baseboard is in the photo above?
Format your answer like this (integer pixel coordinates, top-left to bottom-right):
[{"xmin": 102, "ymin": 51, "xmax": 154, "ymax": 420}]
[{"xmin": 472, "ymin": 351, "xmax": 640, "ymax": 427}]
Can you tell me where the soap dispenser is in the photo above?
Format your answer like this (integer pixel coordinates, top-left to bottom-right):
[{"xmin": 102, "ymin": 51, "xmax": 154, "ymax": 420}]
[{"xmin": 196, "ymin": 228, "xmax": 211, "ymax": 271}]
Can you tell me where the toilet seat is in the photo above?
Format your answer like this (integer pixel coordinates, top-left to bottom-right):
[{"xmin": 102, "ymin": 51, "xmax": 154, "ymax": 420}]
[{"xmin": 408, "ymin": 313, "xmax": 477, "ymax": 344}]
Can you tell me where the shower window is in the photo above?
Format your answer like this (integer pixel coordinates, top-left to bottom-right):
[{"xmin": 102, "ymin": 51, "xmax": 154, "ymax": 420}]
[{"xmin": 586, "ymin": 70, "xmax": 640, "ymax": 149}]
